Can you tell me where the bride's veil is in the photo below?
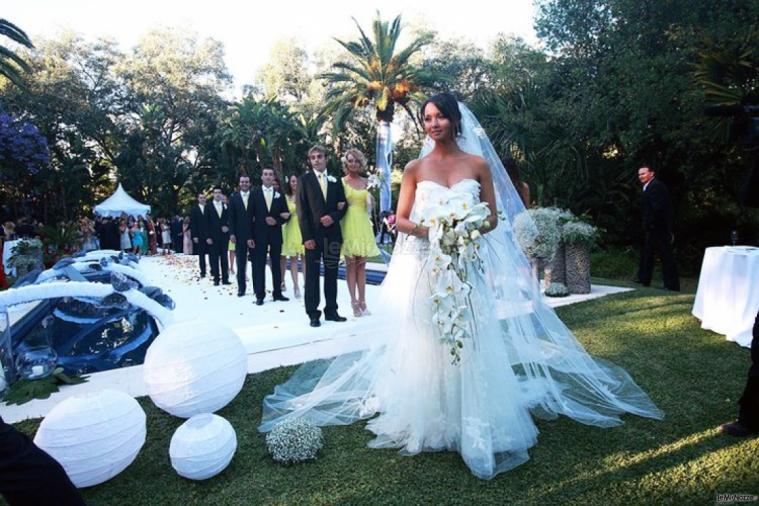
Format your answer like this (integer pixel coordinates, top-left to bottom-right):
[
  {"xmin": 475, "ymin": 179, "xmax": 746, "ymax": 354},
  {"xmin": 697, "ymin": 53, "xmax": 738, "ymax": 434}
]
[{"xmin": 259, "ymin": 102, "xmax": 663, "ymax": 435}]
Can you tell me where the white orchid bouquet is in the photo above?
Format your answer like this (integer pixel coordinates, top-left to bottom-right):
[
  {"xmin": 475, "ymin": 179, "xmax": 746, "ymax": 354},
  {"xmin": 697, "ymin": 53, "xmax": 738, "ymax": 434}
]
[{"xmin": 423, "ymin": 195, "xmax": 491, "ymax": 364}]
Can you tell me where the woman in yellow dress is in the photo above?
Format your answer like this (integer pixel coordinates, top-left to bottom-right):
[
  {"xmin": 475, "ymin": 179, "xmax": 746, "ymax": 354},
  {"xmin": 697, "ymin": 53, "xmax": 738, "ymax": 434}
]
[
  {"xmin": 341, "ymin": 148, "xmax": 380, "ymax": 317},
  {"xmin": 281, "ymin": 173, "xmax": 305, "ymax": 298}
]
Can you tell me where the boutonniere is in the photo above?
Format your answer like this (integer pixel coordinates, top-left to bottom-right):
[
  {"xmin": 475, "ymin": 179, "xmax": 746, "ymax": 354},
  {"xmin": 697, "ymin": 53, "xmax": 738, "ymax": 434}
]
[
  {"xmin": 273, "ymin": 191, "xmax": 281, "ymax": 199},
  {"xmin": 327, "ymin": 175, "xmax": 337, "ymax": 183}
]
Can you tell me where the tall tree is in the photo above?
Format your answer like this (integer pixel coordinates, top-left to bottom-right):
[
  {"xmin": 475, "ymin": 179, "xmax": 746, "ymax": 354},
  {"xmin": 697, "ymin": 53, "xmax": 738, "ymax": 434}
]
[
  {"xmin": 0, "ymin": 18, "xmax": 33, "ymax": 88},
  {"xmin": 321, "ymin": 12, "xmax": 435, "ymax": 213}
]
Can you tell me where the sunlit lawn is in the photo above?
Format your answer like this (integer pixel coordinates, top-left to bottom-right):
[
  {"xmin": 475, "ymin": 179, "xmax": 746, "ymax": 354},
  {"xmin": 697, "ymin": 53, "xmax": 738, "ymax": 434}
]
[{"xmin": 10, "ymin": 277, "xmax": 759, "ymax": 505}]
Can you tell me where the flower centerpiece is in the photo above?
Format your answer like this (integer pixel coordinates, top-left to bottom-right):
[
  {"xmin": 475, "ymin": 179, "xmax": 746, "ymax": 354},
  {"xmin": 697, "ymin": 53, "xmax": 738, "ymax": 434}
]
[{"xmin": 423, "ymin": 195, "xmax": 491, "ymax": 364}]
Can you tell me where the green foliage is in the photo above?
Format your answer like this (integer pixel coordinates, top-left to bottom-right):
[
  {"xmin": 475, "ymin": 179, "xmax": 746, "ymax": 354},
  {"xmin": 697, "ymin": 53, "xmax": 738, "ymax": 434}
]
[
  {"xmin": 3, "ymin": 367, "xmax": 87, "ymax": 405},
  {"xmin": 0, "ymin": 18, "xmax": 33, "ymax": 89}
]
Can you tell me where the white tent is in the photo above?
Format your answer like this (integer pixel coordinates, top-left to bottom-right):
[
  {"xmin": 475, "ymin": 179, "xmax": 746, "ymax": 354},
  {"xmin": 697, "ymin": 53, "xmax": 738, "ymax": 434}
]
[{"xmin": 94, "ymin": 183, "xmax": 151, "ymax": 218}]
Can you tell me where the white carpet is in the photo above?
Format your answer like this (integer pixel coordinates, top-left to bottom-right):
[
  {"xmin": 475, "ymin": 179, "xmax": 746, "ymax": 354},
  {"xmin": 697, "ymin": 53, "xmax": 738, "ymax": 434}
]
[{"xmin": 1, "ymin": 254, "xmax": 632, "ymax": 423}]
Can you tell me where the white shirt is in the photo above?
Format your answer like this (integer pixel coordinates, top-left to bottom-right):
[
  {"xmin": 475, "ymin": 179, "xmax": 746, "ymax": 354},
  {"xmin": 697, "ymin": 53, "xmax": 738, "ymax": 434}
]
[
  {"xmin": 214, "ymin": 200, "xmax": 223, "ymax": 215},
  {"xmin": 643, "ymin": 178, "xmax": 654, "ymax": 192},
  {"xmin": 198, "ymin": 203, "xmax": 205, "ymax": 214}
]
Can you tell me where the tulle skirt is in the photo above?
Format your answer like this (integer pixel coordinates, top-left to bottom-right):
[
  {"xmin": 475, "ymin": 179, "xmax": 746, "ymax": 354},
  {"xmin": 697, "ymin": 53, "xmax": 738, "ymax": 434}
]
[{"xmin": 259, "ymin": 238, "xmax": 663, "ymax": 479}]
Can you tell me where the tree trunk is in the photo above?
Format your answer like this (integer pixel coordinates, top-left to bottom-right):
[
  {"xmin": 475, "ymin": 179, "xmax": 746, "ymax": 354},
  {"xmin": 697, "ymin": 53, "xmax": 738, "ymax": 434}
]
[{"xmin": 376, "ymin": 120, "xmax": 393, "ymax": 214}]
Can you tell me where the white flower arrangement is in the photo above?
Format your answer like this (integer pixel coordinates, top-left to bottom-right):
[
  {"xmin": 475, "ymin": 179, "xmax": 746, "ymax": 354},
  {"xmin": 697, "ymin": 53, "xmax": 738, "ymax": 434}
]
[
  {"xmin": 423, "ymin": 195, "xmax": 491, "ymax": 364},
  {"xmin": 326, "ymin": 174, "xmax": 337, "ymax": 183},
  {"xmin": 366, "ymin": 173, "xmax": 381, "ymax": 190},
  {"xmin": 273, "ymin": 191, "xmax": 281, "ymax": 199},
  {"xmin": 513, "ymin": 207, "xmax": 563, "ymax": 261},
  {"xmin": 561, "ymin": 220, "xmax": 598, "ymax": 246},
  {"xmin": 265, "ymin": 418, "xmax": 324, "ymax": 464}
]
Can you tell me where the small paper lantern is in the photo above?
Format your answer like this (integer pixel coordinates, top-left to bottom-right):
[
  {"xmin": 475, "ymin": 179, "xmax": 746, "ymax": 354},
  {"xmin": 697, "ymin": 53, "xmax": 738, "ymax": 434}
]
[
  {"xmin": 33, "ymin": 389, "xmax": 146, "ymax": 488},
  {"xmin": 143, "ymin": 319, "xmax": 247, "ymax": 418},
  {"xmin": 169, "ymin": 413, "xmax": 237, "ymax": 480}
]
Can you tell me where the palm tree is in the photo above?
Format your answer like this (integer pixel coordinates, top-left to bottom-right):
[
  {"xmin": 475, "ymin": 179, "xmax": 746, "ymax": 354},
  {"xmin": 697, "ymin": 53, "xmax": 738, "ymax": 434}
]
[
  {"xmin": 0, "ymin": 19, "xmax": 34, "ymax": 88},
  {"xmin": 321, "ymin": 12, "xmax": 435, "ymax": 213}
]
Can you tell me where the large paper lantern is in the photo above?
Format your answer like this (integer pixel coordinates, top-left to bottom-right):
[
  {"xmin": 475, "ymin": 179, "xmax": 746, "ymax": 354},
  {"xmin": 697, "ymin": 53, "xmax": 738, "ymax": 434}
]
[
  {"xmin": 169, "ymin": 413, "xmax": 237, "ymax": 480},
  {"xmin": 143, "ymin": 319, "xmax": 247, "ymax": 417},
  {"xmin": 33, "ymin": 389, "xmax": 146, "ymax": 488}
]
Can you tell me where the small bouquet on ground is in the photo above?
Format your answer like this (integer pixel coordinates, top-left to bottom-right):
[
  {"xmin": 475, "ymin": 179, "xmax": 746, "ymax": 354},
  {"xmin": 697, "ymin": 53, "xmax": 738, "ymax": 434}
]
[{"xmin": 423, "ymin": 196, "xmax": 491, "ymax": 364}]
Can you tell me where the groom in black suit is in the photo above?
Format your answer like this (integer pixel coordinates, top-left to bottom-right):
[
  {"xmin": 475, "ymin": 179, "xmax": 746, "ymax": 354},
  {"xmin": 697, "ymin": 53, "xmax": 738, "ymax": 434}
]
[
  {"xmin": 251, "ymin": 168, "xmax": 290, "ymax": 305},
  {"xmin": 635, "ymin": 166, "xmax": 680, "ymax": 291},
  {"xmin": 228, "ymin": 174, "xmax": 256, "ymax": 296},
  {"xmin": 205, "ymin": 185, "xmax": 231, "ymax": 286},
  {"xmin": 298, "ymin": 145, "xmax": 348, "ymax": 326}
]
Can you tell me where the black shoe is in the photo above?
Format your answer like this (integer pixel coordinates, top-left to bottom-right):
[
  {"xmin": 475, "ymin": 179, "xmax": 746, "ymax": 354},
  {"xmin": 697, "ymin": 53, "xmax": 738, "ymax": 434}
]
[
  {"xmin": 324, "ymin": 313, "xmax": 347, "ymax": 322},
  {"xmin": 200, "ymin": 274, "xmax": 206, "ymax": 279},
  {"xmin": 237, "ymin": 291, "xmax": 245, "ymax": 297},
  {"xmin": 255, "ymin": 298, "xmax": 264, "ymax": 306},
  {"xmin": 309, "ymin": 318, "xmax": 321, "ymax": 327},
  {"xmin": 720, "ymin": 421, "xmax": 755, "ymax": 437},
  {"xmin": 214, "ymin": 280, "xmax": 220, "ymax": 286},
  {"xmin": 222, "ymin": 281, "xmax": 232, "ymax": 285},
  {"xmin": 273, "ymin": 294, "xmax": 289, "ymax": 302}
]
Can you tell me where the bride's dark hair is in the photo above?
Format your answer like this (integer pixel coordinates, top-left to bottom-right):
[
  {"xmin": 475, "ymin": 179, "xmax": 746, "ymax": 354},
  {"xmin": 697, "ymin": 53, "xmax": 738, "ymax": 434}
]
[{"xmin": 419, "ymin": 92, "xmax": 462, "ymax": 138}]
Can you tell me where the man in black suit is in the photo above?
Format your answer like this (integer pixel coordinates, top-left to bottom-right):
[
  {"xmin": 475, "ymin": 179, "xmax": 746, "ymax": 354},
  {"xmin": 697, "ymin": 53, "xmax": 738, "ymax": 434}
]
[
  {"xmin": 298, "ymin": 145, "xmax": 348, "ymax": 327},
  {"xmin": 205, "ymin": 186, "xmax": 231, "ymax": 286},
  {"xmin": 0, "ymin": 415, "xmax": 85, "ymax": 505},
  {"xmin": 635, "ymin": 166, "xmax": 680, "ymax": 291},
  {"xmin": 190, "ymin": 192, "xmax": 210, "ymax": 278},
  {"xmin": 251, "ymin": 168, "xmax": 290, "ymax": 305},
  {"xmin": 228, "ymin": 174, "xmax": 256, "ymax": 296},
  {"xmin": 171, "ymin": 215, "xmax": 183, "ymax": 253}
]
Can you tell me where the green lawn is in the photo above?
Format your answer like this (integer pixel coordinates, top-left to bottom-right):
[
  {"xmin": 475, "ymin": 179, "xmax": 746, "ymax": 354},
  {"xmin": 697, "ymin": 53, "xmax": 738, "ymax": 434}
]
[{"xmin": 10, "ymin": 279, "xmax": 759, "ymax": 505}]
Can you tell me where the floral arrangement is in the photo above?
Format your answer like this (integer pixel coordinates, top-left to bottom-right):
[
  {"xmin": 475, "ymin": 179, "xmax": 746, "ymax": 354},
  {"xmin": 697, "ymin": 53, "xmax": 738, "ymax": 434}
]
[
  {"xmin": 265, "ymin": 418, "xmax": 324, "ymax": 464},
  {"xmin": 544, "ymin": 282, "xmax": 570, "ymax": 297},
  {"xmin": 8, "ymin": 238, "xmax": 44, "ymax": 273},
  {"xmin": 513, "ymin": 208, "xmax": 564, "ymax": 261},
  {"xmin": 423, "ymin": 195, "xmax": 491, "ymax": 364},
  {"xmin": 561, "ymin": 220, "xmax": 599, "ymax": 246}
]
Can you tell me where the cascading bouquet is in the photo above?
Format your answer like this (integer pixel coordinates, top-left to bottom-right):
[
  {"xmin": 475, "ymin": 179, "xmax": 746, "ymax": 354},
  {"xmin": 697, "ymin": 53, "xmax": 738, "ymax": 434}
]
[{"xmin": 423, "ymin": 195, "xmax": 491, "ymax": 364}]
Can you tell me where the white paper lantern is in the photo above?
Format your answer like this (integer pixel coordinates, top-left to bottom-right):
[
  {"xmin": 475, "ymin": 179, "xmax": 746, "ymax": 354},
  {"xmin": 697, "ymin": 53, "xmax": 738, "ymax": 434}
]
[
  {"xmin": 33, "ymin": 389, "xmax": 146, "ymax": 488},
  {"xmin": 169, "ymin": 413, "xmax": 237, "ymax": 480},
  {"xmin": 143, "ymin": 319, "xmax": 247, "ymax": 418}
]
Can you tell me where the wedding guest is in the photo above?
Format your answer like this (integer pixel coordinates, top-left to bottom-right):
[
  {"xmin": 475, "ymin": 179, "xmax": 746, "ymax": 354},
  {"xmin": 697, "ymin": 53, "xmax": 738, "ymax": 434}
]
[
  {"xmin": 281, "ymin": 173, "xmax": 305, "ymax": 299},
  {"xmin": 720, "ymin": 311, "xmax": 759, "ymax": 437},
  {"xmin": 0, "ymin": 415, "xmax": 85, "ymax": 506},
  {"xmin": 298, "ymin": 145, "xmax": 348, "ymax": 326},
  {"xmin": 119, "ymin": 218, "xmax": 131, "ymax": 252},
  {"xmin": 340, "ymin": 148, "xmax": 380, "ymax": 317},
  {"xmin": 79, "ymin": 218, "xmax": 98, "ymax": 252},
  {"xmin": 251, "ymin": 168, "xmax": 289, "ymax": 305},
  {"xmin": 190, "ymin": 192, "xmax": 210, "ymax": 278},
  {"xmin": 182, "ymin": 217, "xmax": 193, "ymax": 255},
  {"xmin": 146, "ymin": 215, "xmax": 158, "ymax": 254},
  {"xmin": 503, "ymin": 156, "xmax": 530, "ymax": 207},
  {"xmin": 2, "ymin": 221, "xmax": 16, "ymax": 241},
  {"xmin": 228, "ymin": 174, "xmax": 256, "ymax": 297},
  {"xmin": 206, "ymin": 186, "xmax": 231, "ymax": 286},
  {"xmin": 171, "ymin": 215, "xmax": 183, "ymax": 253},
  {"xmin": 131, "ymin": 219, "xmax": 145, "ymax": 254},
  {"xmin": 635, "ymin": 166, "xmax": 680, "ymax": 291},
  {"xmin": 161, "ymin": 219, "xmax": 172, "ymax": 254}
]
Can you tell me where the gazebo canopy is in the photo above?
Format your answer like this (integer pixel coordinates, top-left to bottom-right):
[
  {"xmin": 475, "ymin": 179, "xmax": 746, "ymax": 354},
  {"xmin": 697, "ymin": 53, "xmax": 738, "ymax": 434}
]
[{"xmin": 94, "ymin": 183, "xmax": 151, "ymax": 218}]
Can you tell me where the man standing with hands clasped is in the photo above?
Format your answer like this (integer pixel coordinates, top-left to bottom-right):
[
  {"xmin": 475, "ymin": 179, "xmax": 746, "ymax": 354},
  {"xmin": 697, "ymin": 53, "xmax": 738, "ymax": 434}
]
[
  {"xmin": 206, "ymin": 185, "xmax": 231, "ymax": 286},
  {"xmin": 228, "ymin": 174, "xmax": 256, "ymax": 297},
  {"xmin": 635, "ymin": 166, "xmax": 680, "ymax": 292},
  {"xmin": 298, "ymin": 145, "xmax": 348, "ymax": 327},
  {"xmin": 251, "ymin": 168, "xmax": 290, "ymax": 305},
  {"xmin": 190, "ymin": 192, "xmax": 210, "ymax": 279}
]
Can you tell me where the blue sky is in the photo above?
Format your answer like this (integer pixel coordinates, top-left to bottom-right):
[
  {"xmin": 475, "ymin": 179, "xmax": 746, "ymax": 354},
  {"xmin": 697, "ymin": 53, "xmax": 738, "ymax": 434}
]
[{"xmin": 6, "ymin": 0, "xmax": 538, "ymax": 94}]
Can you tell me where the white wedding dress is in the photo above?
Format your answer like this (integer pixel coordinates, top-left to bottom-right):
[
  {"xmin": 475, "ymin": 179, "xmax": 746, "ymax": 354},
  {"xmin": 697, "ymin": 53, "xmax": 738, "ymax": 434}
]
[{"xmin": 260, "ymin": 175, "xmax": 664, "ymax": 479}]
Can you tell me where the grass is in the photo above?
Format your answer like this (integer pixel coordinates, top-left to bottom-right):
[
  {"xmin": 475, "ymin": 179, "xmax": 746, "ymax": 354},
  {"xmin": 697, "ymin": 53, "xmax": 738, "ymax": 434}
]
[{"xmin": 9, "ymin": 277, "xmax": 759, "ymax": 505}]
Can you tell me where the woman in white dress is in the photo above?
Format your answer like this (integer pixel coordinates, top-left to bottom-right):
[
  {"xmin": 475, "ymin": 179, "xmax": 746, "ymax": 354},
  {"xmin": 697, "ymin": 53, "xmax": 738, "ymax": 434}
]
[{"xmin": 259, "ymin": 93, "xmax": 663, "ymax": 479}]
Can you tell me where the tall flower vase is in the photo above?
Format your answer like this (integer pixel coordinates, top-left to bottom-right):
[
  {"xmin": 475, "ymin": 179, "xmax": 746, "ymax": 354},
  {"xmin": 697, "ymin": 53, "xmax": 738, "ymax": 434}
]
[
  {"xmin": 545, "ymin": 242, "xmax": 566, "ymax": 286},
  {"xmin": 565, "ymin": 242, "xmax": 591, "ymax": 294}
]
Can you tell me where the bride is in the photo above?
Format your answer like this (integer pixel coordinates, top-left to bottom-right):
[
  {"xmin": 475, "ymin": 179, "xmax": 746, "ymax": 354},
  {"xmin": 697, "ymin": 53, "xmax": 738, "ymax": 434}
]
[{"xmin": 259, "ymin": 92, "xmax": 663, "ymax": 479}]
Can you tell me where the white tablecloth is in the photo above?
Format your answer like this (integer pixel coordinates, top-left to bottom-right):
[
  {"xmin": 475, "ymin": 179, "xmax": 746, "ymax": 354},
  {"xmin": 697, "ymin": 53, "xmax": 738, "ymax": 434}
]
[
  {"xmin": 2, "ymin": 239, "xmax": 20, "ymax": 277},
  {"xmin": 692, "ymin": 246, "xmax": 759, "ymax": 347}
]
